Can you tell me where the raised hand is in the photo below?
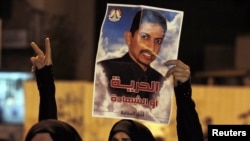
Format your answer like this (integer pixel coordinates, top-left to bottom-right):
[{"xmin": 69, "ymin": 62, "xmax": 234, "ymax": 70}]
[
  {"xmin": 30, "ymin": 37, "xmax": 52, "ymax": 71},
  {"xmin": 164, "ymin": 60, "xmax": 190, "ymax": 84}
]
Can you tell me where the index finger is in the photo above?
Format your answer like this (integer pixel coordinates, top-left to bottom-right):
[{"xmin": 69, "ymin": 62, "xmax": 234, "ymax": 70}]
[
  {"xmin": 164, "ymin": 60, "xmax": 178, "ymax": 65},
  {"xmin": 30, "ymin": 41, "xmax": 44, "ymax": 56},
  {"xmin": 164, "ymin": 60, "xmax": 178, "ymax": 69}
]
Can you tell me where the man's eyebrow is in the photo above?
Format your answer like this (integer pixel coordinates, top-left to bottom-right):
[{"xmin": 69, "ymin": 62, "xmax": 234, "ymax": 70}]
[
  {"xmin": 139, "ymin": 32, "xmax": 152, "ymax": 38},
  {"xmin": 140, "ymin": 32, "xmax": 164, "ymax": 38},
  {"xmin": 155, "ymin": 37, "xmax": 164, "ymax": 40}
]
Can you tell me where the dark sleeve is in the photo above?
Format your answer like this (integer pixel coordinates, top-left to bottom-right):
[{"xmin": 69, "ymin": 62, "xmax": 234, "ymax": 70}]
[
  {"xmin": 174, "ymin": 80, "xmax": 204, "ymax": 141},
  {"xmin": 35, "ymin": 65, "xmax": 57, "ymax": 121}
]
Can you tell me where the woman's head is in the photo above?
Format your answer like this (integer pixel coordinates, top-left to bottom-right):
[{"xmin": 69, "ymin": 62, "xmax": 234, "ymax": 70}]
[
  {"xmin": 25, "ymin": 119, "xmax": 82, "ymax": 141},
  {"xmin": 108, "ymin": 119, "xmax": 155, "ymax": 141}
]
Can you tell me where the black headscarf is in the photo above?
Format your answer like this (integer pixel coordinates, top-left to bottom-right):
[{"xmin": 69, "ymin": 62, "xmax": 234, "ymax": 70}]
[
  {"xmin": 108, "ymin": 119, "xmax": 155, "ymax": 141},
  {"xmin": 25, "ymin": 119, "xmax": 82, "ymax": 141}
]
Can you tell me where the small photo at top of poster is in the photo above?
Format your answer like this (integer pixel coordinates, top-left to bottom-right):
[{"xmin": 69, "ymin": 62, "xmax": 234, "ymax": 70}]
[{"xmin": 93, "ymin": 3, "xmax": 184, "ymax": 124}]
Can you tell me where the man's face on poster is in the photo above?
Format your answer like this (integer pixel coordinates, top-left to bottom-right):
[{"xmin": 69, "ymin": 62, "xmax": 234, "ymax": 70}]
[{"xmin": 125, "ymin": 22, "xmax": 165, "ymax": 70}]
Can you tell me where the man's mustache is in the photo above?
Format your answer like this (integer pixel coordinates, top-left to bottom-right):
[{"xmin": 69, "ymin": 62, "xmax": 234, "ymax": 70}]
[
  {"xmin": 140, "ymin": 49, "xmax": 155, "ymax": 56},
  {"xmin": 139, "ymin": 44, "xmax": 157, "ymax": 57},
  {"xmin": 140, "ymin": 45, "xmax": 165, "ymax": 61}
]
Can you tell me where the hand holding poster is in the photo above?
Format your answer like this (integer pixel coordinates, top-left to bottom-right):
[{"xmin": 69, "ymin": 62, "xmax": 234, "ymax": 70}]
[{"xmin": 93, "ymin": 3, "xmax": 184, "ymax": 124}]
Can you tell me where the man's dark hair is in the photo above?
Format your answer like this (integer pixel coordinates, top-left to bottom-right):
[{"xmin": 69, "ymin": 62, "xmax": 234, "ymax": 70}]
[{"xmin": 130, "ymin": 9, "xmax": 167, "ymax": 36}]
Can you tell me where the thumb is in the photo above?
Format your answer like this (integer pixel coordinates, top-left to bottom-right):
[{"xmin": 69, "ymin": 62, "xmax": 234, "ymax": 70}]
[
  {"xmin": 30, "ymin": 57, "xmax": 36, "ymax": 72},
  {"xmin": 30, "ymin": 57, "xmax": 36, "ymax": 65}
]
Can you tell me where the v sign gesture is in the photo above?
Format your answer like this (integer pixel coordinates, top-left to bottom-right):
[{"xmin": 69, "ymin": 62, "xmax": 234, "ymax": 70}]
[{"xmin": 30, "ymin": 38, "xmax": 52, "ymax": 71}]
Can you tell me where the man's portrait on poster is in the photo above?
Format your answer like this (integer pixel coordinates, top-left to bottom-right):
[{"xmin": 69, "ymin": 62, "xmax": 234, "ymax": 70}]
[{"xmin": 93, "ymin": 4, "xmax": 183, "ymax": 123}]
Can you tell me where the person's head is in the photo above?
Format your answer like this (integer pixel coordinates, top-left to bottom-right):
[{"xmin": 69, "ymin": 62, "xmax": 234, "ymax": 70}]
[
  {"xmin": 124, "ymin": 9, "xmax": 167, "ymax": 70},
  {"xmin": 25, "ymin": 119, "xmax": 82, "ymax": 141},
  {"xmin": 108, "ymin": 119, "xmax": 155, "ymax": 141}
]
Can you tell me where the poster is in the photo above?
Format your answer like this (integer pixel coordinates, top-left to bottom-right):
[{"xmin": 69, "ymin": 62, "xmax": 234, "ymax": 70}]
[{"xmin": 93, "ymin": 3, "xmax": 184, "ymax": 124}]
